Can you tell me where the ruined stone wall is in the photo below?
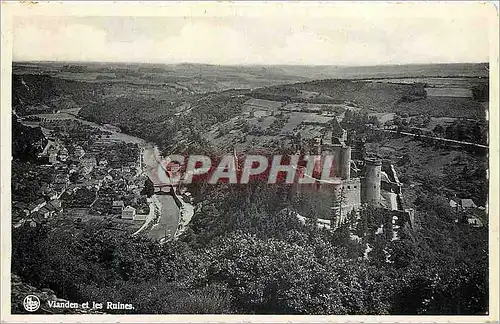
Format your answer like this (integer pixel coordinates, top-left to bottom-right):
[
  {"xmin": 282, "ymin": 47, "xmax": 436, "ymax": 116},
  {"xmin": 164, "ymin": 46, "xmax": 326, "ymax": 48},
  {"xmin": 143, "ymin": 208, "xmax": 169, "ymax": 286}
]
[
  {"xmin": 381, "ymin": 181, "xmax": 402, "ymax": 195},
  {"xmin": 320, "ymin": 143, "xmax": 343, "ymax": 177},
  {"xmin": 381, "ymin": 191, "xmax": 399, "ymax": 211},
  {"xmin": 341, "ymin": 178, "xmax": 362, "ymax": 215}
]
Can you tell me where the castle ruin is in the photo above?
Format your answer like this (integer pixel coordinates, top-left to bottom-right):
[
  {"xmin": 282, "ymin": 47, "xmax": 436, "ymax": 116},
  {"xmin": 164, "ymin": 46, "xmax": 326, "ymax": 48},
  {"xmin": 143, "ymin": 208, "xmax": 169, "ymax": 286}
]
[{"xmin": 292, "ymin": 118, "xmax": 413, "ymax": 228}]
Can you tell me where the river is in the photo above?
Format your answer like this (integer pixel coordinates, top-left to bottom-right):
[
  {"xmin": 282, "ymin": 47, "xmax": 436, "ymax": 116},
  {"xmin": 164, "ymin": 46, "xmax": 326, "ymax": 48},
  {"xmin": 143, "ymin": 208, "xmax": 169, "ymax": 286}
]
[{"xmin": 141, "ymin": 144, "xmax": 181, "ymax": 241}]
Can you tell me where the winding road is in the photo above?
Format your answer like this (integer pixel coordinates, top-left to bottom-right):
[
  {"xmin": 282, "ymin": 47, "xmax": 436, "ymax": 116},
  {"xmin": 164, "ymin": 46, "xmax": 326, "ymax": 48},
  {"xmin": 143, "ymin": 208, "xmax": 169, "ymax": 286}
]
[{"xmin": 377, "ymin": 128, "xmax": 488, "ymax": 149}]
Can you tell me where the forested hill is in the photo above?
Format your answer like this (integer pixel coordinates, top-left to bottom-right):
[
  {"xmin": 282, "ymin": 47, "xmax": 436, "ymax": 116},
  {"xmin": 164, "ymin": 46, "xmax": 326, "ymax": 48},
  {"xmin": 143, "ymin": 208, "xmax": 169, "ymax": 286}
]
[
  {"xmin": 12, "ymin": 115, "xmax": 47, "ymax": 161},
  {"xmin": 12, "ymin": 183, "xmax": 489, "ymax": 314},
  {"xmin": 12, "ymin": 74, "xmax": 98, "ymax": 115},
  {"xmin": 13, "ymin": 71, "xmax": 488, "ymax": 125}
]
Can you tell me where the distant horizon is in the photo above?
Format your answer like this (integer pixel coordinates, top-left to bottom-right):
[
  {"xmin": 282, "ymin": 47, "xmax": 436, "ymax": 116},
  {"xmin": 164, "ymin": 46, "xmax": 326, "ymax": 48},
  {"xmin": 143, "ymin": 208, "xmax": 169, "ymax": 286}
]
[{"xmin": 12, "ymin": 60, "xmax": 490, "ymax": 68}]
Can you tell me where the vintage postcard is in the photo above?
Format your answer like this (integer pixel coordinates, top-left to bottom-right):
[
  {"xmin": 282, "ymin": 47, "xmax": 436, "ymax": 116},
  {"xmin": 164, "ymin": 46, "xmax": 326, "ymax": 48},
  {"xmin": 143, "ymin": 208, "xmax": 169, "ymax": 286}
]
[{"xmin": 1, "ymin": 1, "xmax": 499, "ymax": 323}]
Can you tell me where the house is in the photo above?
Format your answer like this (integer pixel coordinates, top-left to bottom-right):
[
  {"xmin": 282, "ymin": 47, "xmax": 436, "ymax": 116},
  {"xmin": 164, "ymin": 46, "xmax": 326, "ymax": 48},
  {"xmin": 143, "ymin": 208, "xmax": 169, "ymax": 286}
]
[
  {"xmin": 67, "ymin": 184, "xmax": 78, "ymax": 194},
  {"xmin": 27, "ymin": 198, "xmax": 47, "ymax": 214},
  {"xmin": 49, "ymin": 199, "xmax": 62, "ymax": 208},
  {"xmin": 54, "ymin": 173, "xmax": 70, "ymax": 185},
  {"xmin": 52, "ymin": 161, "xmax": 65, "ymax": 170},
  {"xmin": 43, "ymin": 188, "xmax": 59, "ymax": 200},
  {"xmin": 134, "ymin": 212, "xmax": 147, "ymax": 221},
  {"xmin": 98, "ymin": 158, "xmax": 108, "ymax": 167},
  {"xmin": 12, "ymin": 203, "xmax": 28, "ymax": 228},
  {"xmin": 466, "ymin": 215, "xmax": 484, "ymax": 228},
  {"xmin": 112, "ymin": 200, "xmax": 124, "ymax": 212},
  {"xmin": 27, "ymin": 212, "xmax": 44, "ymax": 227},
  {"xmin": 461, "ymin": 199, "xmax": 477, "ymax": 209},
  {"xmin": 12, "ymin": 217, "xmax": 25, "ymax": 228},
  {"xmin": 93, "ymin": 173, "xmax": 106, "ymax": 181},
  {"xmin": 449, "ymin": 196, "xmax": 476, "ymax": 212},
  {"xmin": 80, "ymin": 154, "xmax": 97, "ymax": 170},
  {"xmin": 83, "ymin": 180, "xmax": 101, "ymax": 189},
  {"xmin": 53, "ymin": 182, "xmax": 67, "ymax": 193},
  {"xmin": 49, "ymin": 153, "xmax": 58, "ymax": 164},
  {"xmin": 13, "ymin": 202, "xmax": 29, "ymax": 216},
  {"xmin": 127, "ymin": 184, "xmax": 138, "ymax": 191},
  {"xmin": 59, "ymin": 147, "xmax": 69, "ymax": 162},
  {"xmin": 122, "ymin": 206, "xmax": 136, "ymax": 220},
  {"xmin": 38, "ymin": 206, "xmax": 53, "ymax": 219},
  {"xmin": 38, "ymin": 140, "xmax": 58, "ymax": 158},
  {"xmin": 47, "ymin": 199, "xmax": 63, "ymax": 213},
  {"xmin": 72, "ymin": 145, "xmax": 85, "ymax": 159}
]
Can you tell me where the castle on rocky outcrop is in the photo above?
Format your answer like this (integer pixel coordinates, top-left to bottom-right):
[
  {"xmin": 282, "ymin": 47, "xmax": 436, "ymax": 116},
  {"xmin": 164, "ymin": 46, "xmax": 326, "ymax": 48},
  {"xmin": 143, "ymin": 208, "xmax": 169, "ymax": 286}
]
[{"xmin": 292, "ymin": 118, "xmax": 414, "ymax": 228}]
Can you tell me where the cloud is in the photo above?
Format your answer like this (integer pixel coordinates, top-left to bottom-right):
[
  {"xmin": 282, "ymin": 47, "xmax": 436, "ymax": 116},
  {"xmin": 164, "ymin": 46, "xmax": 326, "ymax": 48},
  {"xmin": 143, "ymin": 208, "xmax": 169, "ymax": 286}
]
[
  {"xmin": 14, "ymin": 23, "xmax": 108, "ymax": 61},
  {"xmin": 155, "ymin": 21, "xmax": 254, "ymax": 64},
  {"xmin": 12, "ymin": 12, "xmax": 491, "ymax": 65}
]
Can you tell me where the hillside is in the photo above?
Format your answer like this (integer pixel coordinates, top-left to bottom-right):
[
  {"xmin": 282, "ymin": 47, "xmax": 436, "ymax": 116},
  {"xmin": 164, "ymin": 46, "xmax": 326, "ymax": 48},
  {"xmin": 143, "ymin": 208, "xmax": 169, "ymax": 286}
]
[
  {"xmin": 12, "ymin": 74, "xmax": 98, "ymax": 115},
  {"xmin": 14, "ymin": 62, "xmax": 488, "ymax": 82},
  {"xmin": 12, "ymin": 62, "xmax": 312, "ymax": 94},
  {"xmin": 12, "ymin": 115, "xmax": 47, "ymax": 161},
  {"xmin": 13, "ymin": 71, "xmax": 488, "ymax": 159},
  {"xmin": 253, "ymin": 79, "xmax": 486, "ymax": 119}
]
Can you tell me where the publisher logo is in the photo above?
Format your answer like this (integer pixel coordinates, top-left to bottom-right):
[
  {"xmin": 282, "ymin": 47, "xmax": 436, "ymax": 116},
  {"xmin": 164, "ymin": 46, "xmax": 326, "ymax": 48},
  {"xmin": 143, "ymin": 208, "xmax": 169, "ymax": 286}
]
[{"xmin": 23, "ymin": 295, "xmax": 40, "ymax": 312}]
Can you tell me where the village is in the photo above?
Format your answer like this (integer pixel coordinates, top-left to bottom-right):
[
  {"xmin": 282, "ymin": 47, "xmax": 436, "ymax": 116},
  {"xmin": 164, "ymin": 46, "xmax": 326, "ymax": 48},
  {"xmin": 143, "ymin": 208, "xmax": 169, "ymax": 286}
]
[{"xmin": 11, "ymin": 117, "xmax": 160, "ymax": 233}]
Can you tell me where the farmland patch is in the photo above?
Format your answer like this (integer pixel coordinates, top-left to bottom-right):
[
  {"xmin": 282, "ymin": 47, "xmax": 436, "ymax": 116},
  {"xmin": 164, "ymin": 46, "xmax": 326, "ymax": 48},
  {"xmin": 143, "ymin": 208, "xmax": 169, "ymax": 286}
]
[{"xmin": 425, "ymin": 87, "xmax": 473, "ymax": 98}]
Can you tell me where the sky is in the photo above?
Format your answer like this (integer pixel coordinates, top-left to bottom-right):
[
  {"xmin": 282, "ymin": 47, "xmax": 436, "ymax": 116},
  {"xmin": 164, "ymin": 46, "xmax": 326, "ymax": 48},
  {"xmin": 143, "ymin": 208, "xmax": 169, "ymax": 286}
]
[{"xmin": 11, "ymin": 3, "xmax": 494, "ymax": 66}]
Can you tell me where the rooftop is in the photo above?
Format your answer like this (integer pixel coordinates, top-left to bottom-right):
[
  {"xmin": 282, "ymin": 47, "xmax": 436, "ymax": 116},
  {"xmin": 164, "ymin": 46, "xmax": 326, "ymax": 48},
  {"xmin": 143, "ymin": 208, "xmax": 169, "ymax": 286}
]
[{"xmin": 461, "ymin": 199, "xmax": 477, "ymax": 209}]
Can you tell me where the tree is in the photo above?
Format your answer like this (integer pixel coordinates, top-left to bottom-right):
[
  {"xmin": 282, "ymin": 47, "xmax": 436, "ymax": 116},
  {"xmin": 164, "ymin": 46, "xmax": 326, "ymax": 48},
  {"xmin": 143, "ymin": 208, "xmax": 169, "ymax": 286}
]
[
  {"xmin": 433, "ymin": 124, "xmax": 444, "ymax": 135},
  {"xmin": 141, "ymin": 178, "xmax": 155, "ymax": 197}
]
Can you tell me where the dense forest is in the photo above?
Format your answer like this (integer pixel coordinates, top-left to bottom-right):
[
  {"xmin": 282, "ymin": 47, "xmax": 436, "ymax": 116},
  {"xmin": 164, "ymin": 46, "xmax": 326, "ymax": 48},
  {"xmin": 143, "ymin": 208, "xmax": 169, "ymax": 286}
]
[
  {"xmin": 78, "ymin": 89, "xmax": 249, "ymax": 153},
  {"xmin": 12, "ymin": 74, "xmax": 98, "ymax": 115},
  {"xmin": 11, "ymin": 116, "xmax": 47, "ymax": 161},
  {"xmin": 12, "ymin": 181, "xmax": 488, "ymax": 314}
]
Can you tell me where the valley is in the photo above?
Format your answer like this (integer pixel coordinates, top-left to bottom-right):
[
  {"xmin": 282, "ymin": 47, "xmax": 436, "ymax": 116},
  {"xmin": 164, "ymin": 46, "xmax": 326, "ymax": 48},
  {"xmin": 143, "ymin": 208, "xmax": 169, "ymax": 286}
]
[{"xmin": 10, "ymin": 62, "xmax": 490, "ymax": 315}]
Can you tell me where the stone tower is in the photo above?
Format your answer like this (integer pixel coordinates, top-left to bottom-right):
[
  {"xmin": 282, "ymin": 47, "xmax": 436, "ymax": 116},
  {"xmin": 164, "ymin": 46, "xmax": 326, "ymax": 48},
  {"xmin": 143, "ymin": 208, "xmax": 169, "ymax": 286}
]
[
  {"xmin": 340, "ymin": 146, "xmax": 351, "ymax": 180},
  {"xmin": 364, "ymin": 158, "xmax": 381, "ymax": 207}
]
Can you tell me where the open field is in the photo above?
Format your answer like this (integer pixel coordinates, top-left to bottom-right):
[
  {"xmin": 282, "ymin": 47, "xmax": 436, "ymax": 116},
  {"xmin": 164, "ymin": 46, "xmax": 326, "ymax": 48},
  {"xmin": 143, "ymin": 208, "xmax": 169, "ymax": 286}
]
[{"xmin": 425, "ymin": 87, "xmax": 473, "ymax": 98}]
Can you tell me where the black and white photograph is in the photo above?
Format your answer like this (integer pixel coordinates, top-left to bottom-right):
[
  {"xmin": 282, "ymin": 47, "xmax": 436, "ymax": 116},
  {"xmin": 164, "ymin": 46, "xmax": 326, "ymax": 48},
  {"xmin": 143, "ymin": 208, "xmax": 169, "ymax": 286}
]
[{"xmin": 1, "ymin": 2, "xmax": 498, "ymax": 322}]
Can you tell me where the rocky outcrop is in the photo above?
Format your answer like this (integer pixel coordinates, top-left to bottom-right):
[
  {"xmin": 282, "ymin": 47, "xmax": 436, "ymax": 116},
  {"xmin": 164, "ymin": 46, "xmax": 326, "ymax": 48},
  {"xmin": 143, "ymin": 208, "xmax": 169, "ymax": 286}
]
[{"xmin": 11, "ymin": 274, "xmax": 104, "ymax": 314}]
